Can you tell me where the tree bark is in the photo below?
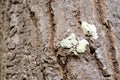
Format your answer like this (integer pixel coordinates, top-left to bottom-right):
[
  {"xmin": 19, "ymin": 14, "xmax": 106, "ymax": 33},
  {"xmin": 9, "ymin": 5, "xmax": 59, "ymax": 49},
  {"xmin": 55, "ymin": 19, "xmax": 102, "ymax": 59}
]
[{"xmin": 0, "ymin": 0, "xmax": 120, "ymax": 80}]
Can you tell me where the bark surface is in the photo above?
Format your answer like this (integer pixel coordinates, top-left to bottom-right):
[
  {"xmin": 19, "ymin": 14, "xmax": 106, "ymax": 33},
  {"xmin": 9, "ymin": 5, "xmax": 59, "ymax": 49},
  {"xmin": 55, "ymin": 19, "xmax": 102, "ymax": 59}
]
[{"xmin": 0, "ymin": 0, "xmax": 120, "ymax": 80}]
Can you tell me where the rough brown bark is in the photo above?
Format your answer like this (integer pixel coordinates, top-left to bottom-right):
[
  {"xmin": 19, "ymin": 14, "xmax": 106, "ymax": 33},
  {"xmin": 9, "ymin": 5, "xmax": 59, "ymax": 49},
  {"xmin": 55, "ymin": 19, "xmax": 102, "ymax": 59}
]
[{"xmin": 0, "ymin": 0, "xmax": 120, "ymax": 80}]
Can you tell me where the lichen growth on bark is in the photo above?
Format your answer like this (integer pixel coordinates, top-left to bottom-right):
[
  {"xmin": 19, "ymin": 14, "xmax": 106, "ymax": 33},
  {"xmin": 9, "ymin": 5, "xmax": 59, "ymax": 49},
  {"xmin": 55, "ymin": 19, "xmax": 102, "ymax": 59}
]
[
  {"xmin": 60, "ymin": 33, "xmax": 89, "ymax": 55},
  {"xmin": 81, "ymin": 21, "xmax": 99, "ymax": 39}
]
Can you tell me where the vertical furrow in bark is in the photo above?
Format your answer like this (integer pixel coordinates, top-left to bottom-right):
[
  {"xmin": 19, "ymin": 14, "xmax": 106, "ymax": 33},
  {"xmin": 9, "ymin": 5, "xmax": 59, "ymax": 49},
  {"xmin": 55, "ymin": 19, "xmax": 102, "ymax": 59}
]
[
  {"xmin": 102, "ymin": 21, "xmax": 120, "ymax": 80},
  {"xmin": 0, "ymin": 1, "xmax": 3, "ymax": 79},
  {"xmin": 57, "ymin": 55, "xmax": 68, "ymax": 80},
  {"xmin": 40, "ymin": 1, "xmax": 63, "ymax": 80},
  {"xmin": 94, "ymin": 0, "xmax": 119, "ymax": 79},
  {"xmin": 47, "ymin": 0, "xmax": 56, "ymax": 54}
]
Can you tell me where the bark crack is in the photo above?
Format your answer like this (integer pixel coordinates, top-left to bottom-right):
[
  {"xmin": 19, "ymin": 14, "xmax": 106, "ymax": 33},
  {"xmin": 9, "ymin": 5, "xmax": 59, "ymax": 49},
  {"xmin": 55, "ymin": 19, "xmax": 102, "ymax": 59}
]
[
  {"xmin": 29, "ymin": 8, "xmax": 37, "ymax": 27},
  {"xmin": 57, "ymin": 55, "xmax": 68, "ymax": 80},
  {"xmin": 103, "ymin": 21, "xmax": 120, "ymax": 76},
  {"xmin": 94, "ymin": 0, "xmax": 119, "ymax": 79},
  {"xmin": 47, "ymin": 0, "xmax": 56, "ymax": 54}
]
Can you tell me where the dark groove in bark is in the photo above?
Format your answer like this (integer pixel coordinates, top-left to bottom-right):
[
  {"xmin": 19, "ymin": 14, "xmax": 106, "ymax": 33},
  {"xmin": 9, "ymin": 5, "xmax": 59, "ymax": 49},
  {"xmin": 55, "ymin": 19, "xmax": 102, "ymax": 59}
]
[
  {"xmin": 28, "ymin": 7, "xmax": 41, "ymax": 36},
  {"xmin": 47, "ymin": 0, "xmax": 56, "ymax": 54},
  {"xmin": 0, "ymin": 1, "xmax": 3, "ymax": 79},
  {"xmin": 42, "ymin": 71, "xmax": 46, "ymax": 80},
  {"xmin": 94, "ymin": 0, "xmax": 106, "ymax": 23},
  {"xmin": 94, "ymin": 0, "xmax": 119, "ymax": 79},
  {"xmin": 75, "ymin": 8, "xmax": 81, "ymax": 26},
  {"xmin": 57, "ymin": 55, "xmax": 68, "ymax": 80},
  {"xmin": 88, "ymin": 39, "xmax": 111, "ymax": 77},
  {"xmin": 29, "ymin": 8, "xmax": 38, "ymax": 28},
  {"xmin": 0, "ymin": 47, "xmax": 2, "ymax": 80},
  {"xmin": 103, "ymin": 21, "xmax": 120, "ymax": 80},
  {"xmin": 94, "ymin": 52, "xmax": 111, "ymax": 77}
]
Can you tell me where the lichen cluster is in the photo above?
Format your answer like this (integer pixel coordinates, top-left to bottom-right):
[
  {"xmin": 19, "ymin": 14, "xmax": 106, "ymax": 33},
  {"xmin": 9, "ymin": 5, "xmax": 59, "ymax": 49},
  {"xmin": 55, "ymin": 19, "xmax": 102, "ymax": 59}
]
[
  {"xmin": 60, "ymin": 33, "xmax": 77, "ymax": 48},
  {"xmin": 60, "ymin": 33, "xmax": 89, "ymax": 55},
  {"xmin": 81, "ymin": 21, "xmax": 99, "ymax": 39},
  {"xmin": 60, "ymin": 21, "xmax": 98, "ymax": 55}
]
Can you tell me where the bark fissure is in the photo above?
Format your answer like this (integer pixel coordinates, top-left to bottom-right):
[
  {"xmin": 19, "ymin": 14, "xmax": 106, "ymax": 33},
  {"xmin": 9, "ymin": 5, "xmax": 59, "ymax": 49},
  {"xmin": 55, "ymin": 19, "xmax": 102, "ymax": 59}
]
[
  {"xmin": 94, "ymin": 51, "xmax": 111, "ymax": 77},
  {"xmin": 75, "ymin": 9, "xmax": 81, "ymax": 27},
  {"xmin": 29, "ymin": 8, "xmax": 38, "ymax": 28},
  {"xmin": 47, "ymin": 0, "xmax": 56, "ymax": 54},
  {"xmin": 94, "ymin": 0, "xmax": 119, "ymax": 79},
  {"xmin": 42, "ymin": 70, "xmax": 46, "ymax": 80},
  {"xmin": 103, "ymin": 21, "xmax": 120, "ymax": 79},
  {"xmin": 57, "ymin": 55, "xmax": 68, "ymax": 80}
]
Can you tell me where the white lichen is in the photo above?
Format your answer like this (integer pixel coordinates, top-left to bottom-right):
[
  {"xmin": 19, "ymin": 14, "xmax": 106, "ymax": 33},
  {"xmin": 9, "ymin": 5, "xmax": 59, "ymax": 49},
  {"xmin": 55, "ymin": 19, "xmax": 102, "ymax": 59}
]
[
  {"xmin": 60, "ymin": 21, "xmax": 99, "ymax": 55},
  {"xmin": 81, "ymin": 21, "xmax": 99, "ymax": 39},
  {"xmin": 60, "ymin": 39, "xmax": 73, "ymax": 48},
  {"xmin": 60, "ymin": 34, "xmax": 89, "ymax": 55},
  {"xmin": 76, "ymin": 39, "xmax": 89, "ymax": 53},
  {"xmin": 60, "ymin": 33, "xmax": 77, "ymax": 48}
]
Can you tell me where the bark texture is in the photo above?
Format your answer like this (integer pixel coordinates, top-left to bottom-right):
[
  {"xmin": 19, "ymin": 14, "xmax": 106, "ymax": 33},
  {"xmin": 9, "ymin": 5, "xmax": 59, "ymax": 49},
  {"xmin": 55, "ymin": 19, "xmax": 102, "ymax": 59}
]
[{"xmin": 0, "ymin": 0, "xmax": 120, "ymax": 80}]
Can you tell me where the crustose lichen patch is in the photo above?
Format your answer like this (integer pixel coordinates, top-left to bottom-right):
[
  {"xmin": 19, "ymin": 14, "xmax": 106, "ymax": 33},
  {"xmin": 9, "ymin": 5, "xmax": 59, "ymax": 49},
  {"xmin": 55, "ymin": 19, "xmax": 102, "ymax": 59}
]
[
  {"xmin": 81, "ymin": 21, "xmax": 99, "ymax": 39},
  {"xmin": 60, "ymin": 33, "xmax": 89, "ymax": 55},
  {"xmin": 60, "ymin": 21, "xmax": 99, "ymax": 55}
]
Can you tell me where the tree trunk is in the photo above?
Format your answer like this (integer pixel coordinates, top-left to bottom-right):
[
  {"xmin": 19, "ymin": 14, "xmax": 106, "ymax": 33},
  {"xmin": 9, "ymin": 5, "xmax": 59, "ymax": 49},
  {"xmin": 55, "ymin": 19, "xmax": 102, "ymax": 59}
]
[{"xmin": 0, "ymin": 0, "xmax": 120, "ymax": 80}]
